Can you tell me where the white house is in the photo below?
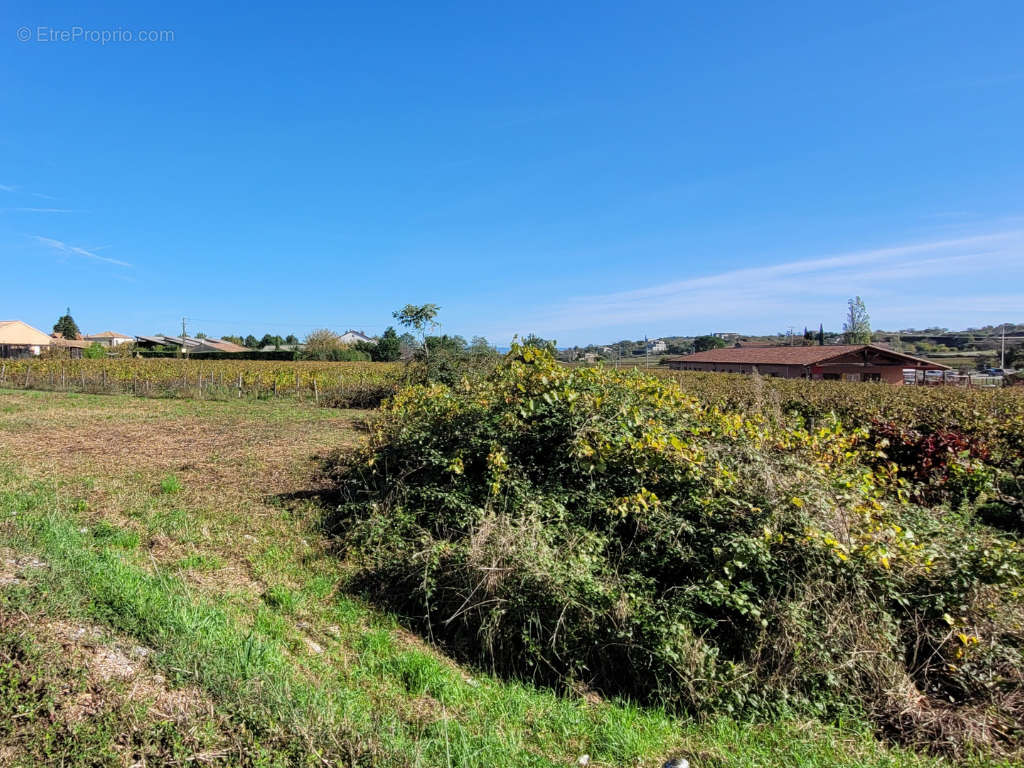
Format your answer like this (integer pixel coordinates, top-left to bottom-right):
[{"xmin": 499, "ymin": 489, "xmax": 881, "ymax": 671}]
[
  {"xmin": 83, "ymin": 331, "xmax": 134, "ymax": 347},
  {"xmin": 338, "ymin": 330, "xmax": 375, "ymax": 345}
]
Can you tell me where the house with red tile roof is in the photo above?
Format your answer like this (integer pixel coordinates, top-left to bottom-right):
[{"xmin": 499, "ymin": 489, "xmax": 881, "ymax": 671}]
[{"xmin": 666, "ymin": 344, "xmax": 948, "ymax": 383}]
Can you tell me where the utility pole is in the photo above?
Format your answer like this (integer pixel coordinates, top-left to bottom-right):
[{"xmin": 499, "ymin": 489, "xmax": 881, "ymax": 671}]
[
  {"xmin": 1001, "ymin": 323, "xmax": 1006, "ymax": 369},
  {"xmin": 182, "ymin": 317, "xmax": 189, "ymax": 360}
]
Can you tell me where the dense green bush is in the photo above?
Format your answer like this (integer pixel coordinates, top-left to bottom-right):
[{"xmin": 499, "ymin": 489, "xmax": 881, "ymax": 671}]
[
  {"xmin": 400, "ymin": 334, "xmax": 501, "ymax": 387},
  {"xmin": 325, "ymin": 346, "xmax": 1024, "ymax": 757},
  {"xmin": 82, "ymin": 341, "xmax": 106, "ymax": 359}
]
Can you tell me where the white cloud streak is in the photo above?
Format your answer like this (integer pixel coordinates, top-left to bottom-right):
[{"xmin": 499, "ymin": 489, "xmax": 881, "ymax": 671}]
[
  {"xmin": 520, "ymin": 230, "xmax": 1024, "ymax": 338},
  {"xmin": 32, "ymin": 236, "xmax": 132, "ymax": 268},
  {"xmin": 7, "ymin": 207, "xmax": 76, "ymax": 213}
]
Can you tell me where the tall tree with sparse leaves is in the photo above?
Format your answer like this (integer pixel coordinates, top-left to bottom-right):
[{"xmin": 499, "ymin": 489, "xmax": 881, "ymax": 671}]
[
  {"xmin": 842, "ymin": 297, "xmax": 871, "ymax": 344},
  {"xmin": 393, "ymin": 304, "xmax": 440, "ymax": 359}
]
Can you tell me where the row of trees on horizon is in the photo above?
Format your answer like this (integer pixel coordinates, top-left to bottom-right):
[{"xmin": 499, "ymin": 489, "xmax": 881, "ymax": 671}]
[{"xmin": 45, "ymin": 298, "xmax": 1022, "ymax": 367}]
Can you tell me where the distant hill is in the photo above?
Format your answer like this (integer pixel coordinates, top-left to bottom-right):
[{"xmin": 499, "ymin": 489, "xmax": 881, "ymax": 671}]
[{"xmin": 561, "ymin": 323, "xmax": 1022, "ymax": 370}]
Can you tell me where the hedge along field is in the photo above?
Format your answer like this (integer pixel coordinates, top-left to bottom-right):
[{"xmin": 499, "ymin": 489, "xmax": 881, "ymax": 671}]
[
  {"xmin": 651, "ymin": 368, "xmax": 1024, "ymax": 436},
  {"xmin": 653, "ymin": 369, "xmax": 1024, "ymax": 522},
  {"xmin": 323, "ymin": 346, "xmax": 1024, "ymax": 760},
  {"xmin": 0, "ymin": 358, "xmax": 403, "ymax": 407}
]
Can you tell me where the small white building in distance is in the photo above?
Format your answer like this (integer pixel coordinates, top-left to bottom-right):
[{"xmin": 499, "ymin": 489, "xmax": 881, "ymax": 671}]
[
  {"xmin": 82, "ymin": 331, "xmax": 134, "ymax": 347},
  {"xmin": 338, "ymin": 330, "xmax": 375, "ymax": 345}
]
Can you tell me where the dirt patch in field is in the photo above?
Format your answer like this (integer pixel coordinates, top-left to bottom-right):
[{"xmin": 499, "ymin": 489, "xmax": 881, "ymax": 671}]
[
  {"xmin": 0, "ymin": 396, "xmax": 363, "ymax": 603},
  {"xmin": 398, "ymin": 693, "xmax": 445, "ymax": 727},
  {"xmin": 0, "ymin": 548, "xmax": 47, "ymax": 587},
  {"xmin": 185, "ymin": 561, "xmax": 266, "ymax": 597},
  {"xmin": 2, "ymin": 415, "xmax": 356, "ymax": 493},
  {"xmin": 0, "ymin": 610, "xmax": 237, "ymax": 766},
  {"xmin": 0, "ymin": 391, "xmax": 360, "ymax": 474},
  {"xmin": 45, "ymin": 619, "xmax": 215, "ymax": 725}
]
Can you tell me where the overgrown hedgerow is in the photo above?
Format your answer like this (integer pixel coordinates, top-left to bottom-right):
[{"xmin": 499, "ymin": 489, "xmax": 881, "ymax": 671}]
[
  {"xmin": 657, "ymin": 368, "xmax": 1024, "ymax": 527},
  {"xmin": 324, "ymin": 346, "xmax": 1024, "ymax": 758}
]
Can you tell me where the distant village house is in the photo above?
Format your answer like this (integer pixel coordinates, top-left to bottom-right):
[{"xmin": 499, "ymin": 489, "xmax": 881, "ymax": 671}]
[
  {"xmin": 666, "ymin": 344, "xmax": 949, "ymax": 384},
  {"xmin": 338, "ymin": 330, "xmax": 375, "ymax": 345},
  {"xmin": 0, "ymin": 321, "xmax": 130, "ymax": 359},
  {"xmin": 83, "ymin": 331, "xmax": 134, "ymax": 347},
  {"xmin": 0, "ymin": 321, "xmax": 54, "ymax": 358}
]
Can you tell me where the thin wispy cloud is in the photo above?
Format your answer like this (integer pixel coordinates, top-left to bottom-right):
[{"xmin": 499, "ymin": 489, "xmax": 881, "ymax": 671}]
[
  {"xmin": 0, "ymin": 185, "xmax": 60, "ymax": 201},
  {"xmin": 7, "ymin": 207, "xmax": 76, "ymax": 213},
  {"xmin": 32, "ymin": 236, "xmax": 132, "ymax": 268},
  {"xmin": 514, "ymin": 230, "xmax": 1024, "ymax": 339}
]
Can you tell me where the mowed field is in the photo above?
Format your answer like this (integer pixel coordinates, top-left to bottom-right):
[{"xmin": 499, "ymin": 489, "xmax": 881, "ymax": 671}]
[{"xmin": 0, "ymin": 389, "xmax": 1010, "ymax": 768}]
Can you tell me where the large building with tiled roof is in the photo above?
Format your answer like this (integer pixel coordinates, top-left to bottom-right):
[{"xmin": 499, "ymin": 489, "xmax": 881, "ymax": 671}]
[{"xmin": 666, "ymin": 344, "xmax": 948, "ymax": 383}]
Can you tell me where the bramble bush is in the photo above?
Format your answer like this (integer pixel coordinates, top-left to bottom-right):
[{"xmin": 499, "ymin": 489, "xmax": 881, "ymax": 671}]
[
  {"xmin": 325, "ymin": 346, "xmax": 1023, "ymax": 757},
  {"xmin": 657, "ymin": 369, "xmax": 1024, "ymax": 528},
  {"xmin": 868, "ymin": 420, "xmax": 994, "ymax": 506}
]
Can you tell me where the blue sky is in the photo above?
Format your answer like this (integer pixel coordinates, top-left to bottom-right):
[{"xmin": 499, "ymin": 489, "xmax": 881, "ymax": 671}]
[{"xmin": 2, "ymin": 1, "xmax": 1022, "ymax": 345}]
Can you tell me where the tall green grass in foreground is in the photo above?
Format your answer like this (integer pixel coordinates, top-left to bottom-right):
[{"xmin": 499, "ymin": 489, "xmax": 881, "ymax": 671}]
[
  {"xmin": 1, "ymin": 472, "xmax": 679, "ymax": 767},
  {"xmin": 0, "ymin": 466, "xmax": 1008, "ymax": 767}
]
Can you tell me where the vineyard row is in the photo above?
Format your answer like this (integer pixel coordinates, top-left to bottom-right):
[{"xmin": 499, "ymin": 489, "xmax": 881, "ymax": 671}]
[{"xmin": 0, "ymin": 358, "xmax": 403, "ymax": 407}]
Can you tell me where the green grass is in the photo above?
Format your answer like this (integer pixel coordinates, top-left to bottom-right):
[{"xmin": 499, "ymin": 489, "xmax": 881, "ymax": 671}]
[
  {"xmin": 176, "ymin": 552, "xmax": 224, "ymax": 571},
  {"xmin": 0, "ymin": 389, "xmax": 1010, "ymax": 767},
  {"xmin": 0, "ymin": 472, "xmax": 685, "ymax": 767},
  {"xmin": 159, "ymin": 474, "xmax": 183, "ymax": 494}
]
